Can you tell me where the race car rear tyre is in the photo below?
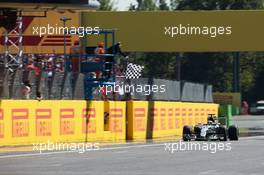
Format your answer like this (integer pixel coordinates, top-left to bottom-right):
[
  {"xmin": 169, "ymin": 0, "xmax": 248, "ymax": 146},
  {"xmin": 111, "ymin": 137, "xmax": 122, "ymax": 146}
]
[
  {"xmin": 218, "ymin": 126, "xmax": 227, "ymax": 141},
  {"xmin": 183, "ymin": 126, "xmax": 192, "ymax": 141},
  {"xmin": 228, "ymin": 125, "xmax": 239, "ymax": 141}
]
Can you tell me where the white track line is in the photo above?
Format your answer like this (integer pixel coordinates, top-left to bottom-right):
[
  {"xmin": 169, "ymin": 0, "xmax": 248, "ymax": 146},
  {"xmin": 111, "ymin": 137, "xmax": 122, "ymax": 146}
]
[
  {"xmin": 1, "ymin": 135, "xmax": 264, "ymax": 159},
  {"xmin": 0, "ymin": 143, "xmax": 165, "ymax": 159},
  {"xmin": 239, "ymin": 135, "xmax": 264, "ymax": 140}
]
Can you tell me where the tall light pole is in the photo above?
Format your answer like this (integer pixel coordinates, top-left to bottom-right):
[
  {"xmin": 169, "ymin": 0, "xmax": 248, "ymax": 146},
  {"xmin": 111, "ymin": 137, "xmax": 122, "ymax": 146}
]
[
  {"xmin": 60, "ymin": 17, "xmax": 72, "ymax": 59},
  {"xmin": 233, "ymin": 52, "xmax": 240, "ymax": 93},
  {"xmin": 176, "ymin": 52, "xmax": 183, "ymax": 81}
]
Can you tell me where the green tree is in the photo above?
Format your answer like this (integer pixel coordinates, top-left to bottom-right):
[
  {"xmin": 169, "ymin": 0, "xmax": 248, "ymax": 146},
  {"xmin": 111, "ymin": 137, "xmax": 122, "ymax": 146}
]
[
  {"xmin": 159, "ymin": 0, "xmax": 170, "ymax": 10},
  {"xmin": 129, "ymin": 0, "xmax": 176, "ymax": 80},
  {"xmin": 170, "ymin": 0, "xmax": 264, "ymax": 103},
  {"xmin": 131, "ymin": 0, "xmax": 157, "ymax": 10},
  {"xmin": 128, "ymin": 0, "xmax": 264, "ymax": 102},
  {"xmin": 171, "ymin": 0, "xmax": 263, "ymax": 10},
  {"xmin": 98, "ymin": 0, "xmax": 114, "ymax": 11}
]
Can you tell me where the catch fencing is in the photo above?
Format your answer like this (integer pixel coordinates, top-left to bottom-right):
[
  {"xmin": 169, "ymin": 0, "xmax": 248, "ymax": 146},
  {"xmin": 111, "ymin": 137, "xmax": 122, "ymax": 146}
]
[{"xmin": 0, "ymin": 70, "xmax": 213, "ymax": 102}]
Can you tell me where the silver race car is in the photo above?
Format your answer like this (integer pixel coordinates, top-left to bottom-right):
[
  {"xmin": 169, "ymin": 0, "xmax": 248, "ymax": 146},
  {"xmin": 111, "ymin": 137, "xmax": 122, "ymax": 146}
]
[{"xmin": 182, "ymin": 114, "xmax": 239, "ymax": 141}]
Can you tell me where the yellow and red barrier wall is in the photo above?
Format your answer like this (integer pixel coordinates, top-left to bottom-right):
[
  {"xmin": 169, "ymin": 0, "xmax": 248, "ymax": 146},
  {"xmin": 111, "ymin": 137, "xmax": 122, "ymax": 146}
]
[
  {"xmin": 0, "ymin": 100, "xmax": 218, "ymax": 146},
  {"xmin": 127, "ymin": 101, "xmax": 218, "ymax": 140},
  {"xmin": 0, "ymin": 100, "xmax": 126, "ymax": 146}
]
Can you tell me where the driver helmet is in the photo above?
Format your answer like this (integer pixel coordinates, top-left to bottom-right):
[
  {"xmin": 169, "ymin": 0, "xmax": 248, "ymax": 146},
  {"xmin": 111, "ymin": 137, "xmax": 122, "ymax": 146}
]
[{"xmin": 208, "ymin": 120, "xmax": 213, "ymax": 125}]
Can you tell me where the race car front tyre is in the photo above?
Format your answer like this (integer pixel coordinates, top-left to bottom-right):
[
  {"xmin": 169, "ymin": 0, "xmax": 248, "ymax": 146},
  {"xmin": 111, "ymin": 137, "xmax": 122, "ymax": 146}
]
[
  {"xmin": 183, "ymin": 126, "xmax": 192, "ymax": 141},
  {"xmin": 228, "ymin": 125, "xmax": 239, "ymax": 141},
  {"xmin": 194, "ymin": 126, "xmax": 201, "ymax": 136},
  {"xmin": 218, "ymin": 126, "xmax": 227, "ymax": 141}
]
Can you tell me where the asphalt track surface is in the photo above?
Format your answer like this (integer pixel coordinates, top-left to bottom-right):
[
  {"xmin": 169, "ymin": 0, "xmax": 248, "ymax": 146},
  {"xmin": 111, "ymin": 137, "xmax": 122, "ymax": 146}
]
[
  {"xmin": 0, "ymin": 115, "xmax": 263, "ymax": 175},
  {"xmin": 0, "ymin": 136, "xmax": 263, "ymax": 175},
  {"xmin": 233, "ymin": 115, "xmax": 264, "ymax": 129},
  {"xmin": 233, "ymin": 115, "xmax": 264, "ymax": 136}
]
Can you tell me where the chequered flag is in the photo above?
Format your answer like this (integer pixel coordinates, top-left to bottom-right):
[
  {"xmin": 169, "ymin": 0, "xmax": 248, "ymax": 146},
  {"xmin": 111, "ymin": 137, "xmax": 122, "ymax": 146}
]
[{"xmin": 125, "ymin": 63, "xmax": 144, "ymax": 79}]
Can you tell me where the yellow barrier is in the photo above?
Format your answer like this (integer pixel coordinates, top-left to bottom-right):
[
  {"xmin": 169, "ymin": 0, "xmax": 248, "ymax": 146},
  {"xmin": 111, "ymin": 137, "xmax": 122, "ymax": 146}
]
[
  {"xmin": 0, "ymin": 100, "xmax": 126, "ymax": 146},
  {"xmin": 0, "ymin": 100, "xmax": 218, "ymax": 146},
  {"xmin": 102, "ymin": 101, "xmax": 126, "ymax": 141},
  {"xmin": 127, "ymin": 101, "xmax": 219, "ymax": 140}
]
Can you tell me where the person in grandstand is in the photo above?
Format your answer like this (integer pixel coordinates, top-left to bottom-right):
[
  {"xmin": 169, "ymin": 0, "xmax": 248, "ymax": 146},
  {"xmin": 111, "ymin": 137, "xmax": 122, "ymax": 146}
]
[
  {"xmin": 94, "ymin": 42, "xmax": 106, "ymax": 78},
  {"xmin": 94, "ymin": 42, "xmax": 108, "ymax": 100},
  {"xmin": 70, "ymin": 40, "xmax": 83, "ymax": 72},
  {"xmin": 26, "ymin": 54, "xmax": 42, "ymax": 77},
  {"xmin": 94, "ymin": 42, "xmax": 106, "ymax": 60},
  {"xmin": 22, "ymin": 80, "xmax": 32, "ymax": 100}
]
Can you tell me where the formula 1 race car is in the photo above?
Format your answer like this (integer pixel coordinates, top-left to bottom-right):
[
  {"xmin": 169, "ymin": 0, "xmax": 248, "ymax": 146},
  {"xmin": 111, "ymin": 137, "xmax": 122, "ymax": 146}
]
[{"xmin": 182, "ymin": 114, "xmax": 239, "ymax": 141}]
